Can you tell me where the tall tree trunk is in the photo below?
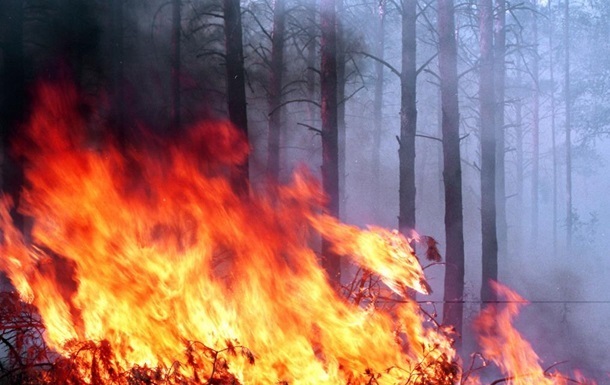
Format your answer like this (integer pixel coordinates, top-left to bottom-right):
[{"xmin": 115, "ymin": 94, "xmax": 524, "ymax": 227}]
[
  {"xmin": 494, "ymin": 0, "xmax": 507, "ymax": 261},
  {"xmin": 171, "ymin": 0, "xmax": 181, "ymax": 132},
  {"xmin": 267, "ymin": 0, "xmax": 286, "ymax": 181},
  {"xmin": 438, "ymin": 0, "xmax": 465, "ymax": 343},
  {"xmin": 515, "ymin": 89, "xmax": 524, "ymax": 257},
  {"xmin": 320, "ymin": 0, "xmax": 341, "ymax": 283},
  {"xmin": 306, "ymin": 0, "xmax": 317, "ymax": 123},
  {"xmin": 564, "ymin": 0, "xmax": 572, "ymax": 252},
  {"xmin": 398, "ymin": 0, "xmax": 417, "ymax": 234},
  {"xmin": 111, "ymin": 0, "xmax": 126, "ymax": 143},
  {"xmin": 549, "ymin": 0, "xmax": 558, "ymax": 255},
  {"xmin": 0, "ymin": 0, "xmax": 26, "ymax": 233},
  {"xmin": 531, "ymin": 5, "xmax": 540, "ymax": 249},
  {"xmin": 479, "ymin": 0, "xmax": 498, "ymax": 304},
  {"xmin": 336, "ymin": 0, "xmax": 346, "ymax": 220},
  {"xmin": 223, "ymin": 0, "xmax": 249, "ymax": 193},
  {"xmin": 372, "ymin": 0, "xmax": 386, "ymax": 219}
]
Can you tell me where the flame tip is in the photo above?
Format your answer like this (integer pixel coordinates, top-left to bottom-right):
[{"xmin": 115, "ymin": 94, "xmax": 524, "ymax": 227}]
[{"xmin": 0, "ymin": 82, "xmax": 596, "ymax": 385}]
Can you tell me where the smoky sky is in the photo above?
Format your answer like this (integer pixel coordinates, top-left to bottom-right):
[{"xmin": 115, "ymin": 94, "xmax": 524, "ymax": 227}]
[{"xmin": 1, "ymin": 0, "xmax": 610, "ymax": 381}]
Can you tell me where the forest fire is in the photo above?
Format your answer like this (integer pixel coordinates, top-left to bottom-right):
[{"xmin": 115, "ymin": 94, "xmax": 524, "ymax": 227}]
[{"xmin": 0, "ymin": 83, "xmax": 595, "ymax": 384}]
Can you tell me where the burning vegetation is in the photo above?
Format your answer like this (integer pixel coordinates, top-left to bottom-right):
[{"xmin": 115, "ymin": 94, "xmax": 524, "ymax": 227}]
[{"xmin": 0, "ymin": 83, "xmax": 596, "ymax": 384}]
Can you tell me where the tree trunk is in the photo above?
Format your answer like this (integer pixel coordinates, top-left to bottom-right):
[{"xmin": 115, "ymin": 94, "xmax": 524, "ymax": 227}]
[
  {"xmin": 223, "ymin": 0, "xmax": 249, "ymax": 193},
  {"xmin": 320, "ymin": 0, "xmax": 341, "ymax": 283},
  {"xmin": 267, "ymin": 0, "xmax": 286, "ymax": 181},
  {"xmin": 336, "ymin": 0, "xmax": 346, "ymax": 220},
  {"xmin": 494, "ymin": 0, "xmax": 507, "ymax": 261},
  {"xmin": 564, "ymin": 0, "xmax": 572, "ymax": 253},
  {"xmin": 531, "ymin": 4, "xmax": 540, "ymax": 250},
  {"xmin": 110, "ymin": 0, "xmax": 126, "ymax": 143},
  {"xmin": 306, "ymin": 0, "xmax": 317, "ymax": 123},
  {"xmin": 372, "ymin": 0, "xmax": 386, "ymax": 218},
  {"xmin": 479, "ymin": 0, "xmax": 498, "ymax": 304},
  {"xmin": 549, "ymin": 0, "xmax": 558, "ymax": 255},
  {"xmin": 0, "ymin": 0, "xmax": 26, "ymax": 233},
  {"xmin": 515, "ymin": 87, "xmax": 524, "ymax": 257},
  {"xmin": 398, "ymin": 0, "xmax": 417, "ymax": 234},
  {"xmin": 438, "ymin": 0, "xmax": 465, "ymax": 343},
  {"xmin": 171, "ymin": 0, "xmax": 181, "ymax": 132}
]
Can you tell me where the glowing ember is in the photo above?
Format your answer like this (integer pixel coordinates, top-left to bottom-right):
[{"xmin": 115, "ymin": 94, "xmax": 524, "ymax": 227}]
[{"xmin": 0, "ymin": 82, "xmax": 596, "ymax": 384}]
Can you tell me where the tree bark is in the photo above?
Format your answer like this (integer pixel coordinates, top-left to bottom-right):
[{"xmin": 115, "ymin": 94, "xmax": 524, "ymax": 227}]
[
  {"xmin": 494, "ymin": 0, "xmax": 507, "ymax": 261},
  {"xmin": 531, "ymin": 3, "xmax": 540, "ymax": 250},
  {"xmin": 336, "ymin": 0, "xmax": 346, "ymax": 220},
  {"xmin": 564, "ymin": 0, "xmax": 572, "ymax": 253},
  {"xmin": 438, "ymin": 0, "xmax": 465, "ymax": 343},
  {"xmin": 479, "ymin": 0, "xmax": 498, "ymax": 304},
  {"xmin": 320, "ymin": 0, "xmax": 341, "ymax": 283},
  {"xmin": 306, "ymin": 0, "xmax": 317, "ymax": 123},
  {"xmin": 548, "ymin": 0, "xmax": 558, "ymax": 255},
  {"xmin": 110, "ymin": 0, "xmax": 126, "ymax": 143},
  {"xmin": 0, "ymin": 0, "xmax": 26, "ymax": 233},
  {"xmin": 170, "ymin": 0, "xmax": 181, "ymax": 132},
  {"xmin": 515, "ymin": 85, "xmax": 524, "ymax": 257},
  {"xmin": 266, "ymin": 0, "xmax": 286, "ymax": 181},
  {"xmin": 398, "ymin": 0, "xmax": 417, "ymax": 234},
  {"xmin": 223, "ymin": 0, "xmax": 249, "ymax": 193},
  {"xmin": 372, "ymin": 0, "xmax": 386, "ymax": 217}
]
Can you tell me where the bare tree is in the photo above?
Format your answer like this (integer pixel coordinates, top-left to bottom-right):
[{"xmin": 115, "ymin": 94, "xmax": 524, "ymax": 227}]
[
  {"xmin": 398, "ymin": 0, "xmax": 417, "ymax": 235},
  {"xmin": 110, "ymin": 0, "xmax": 126, "ymax": 143},
  {"xmin": 336, "ymin": 0, "xmax": 347, "ymax": 220},
  {"xmin": 372, "ymin": 0, "xmax": 386, "ymax": 213},
  {"xmin": 494, "ymin": 0, "xmax": 507, "ymax": 260},
  {"xmin": 266, "ymin": 0, "xmax": 286, "ymax": 181},
  {"xmin": 320, "ymin": 0, "xmax": 341, "ymax": 283},
  {"xmin": 548, "ymin": 0, "xmax": 558, "ymax": 255},
  {"xmin": 479, "ymin": 0, "xmax": 498, "ymax": 304},
  {"xmin": 306, "ymin": 0, "xmax": 318, "ymax": 124},
  {"xmin": 223, "ymin": 0, "xmax": 249, "ymax": 192},
  {"xmin": 514, "ymin": 75, "xmax": 525, "ymax": 255},
  {"xmin": 438, "ymin": 0, "xmax": 465, "ymax": 343},
  {"xmin": 564, "ymin": 0, "xmax": 572, "ymax": 252},
  {"xmin": 0, "ymin": 0, "xmax": 26, "ymax": 234},
  {"xmin": 171, "ymin": 0, "xmax": 181, "ymax": 132},
  {"xmin": 531, "ymin": 1, "xmax": 540, "ymax": 249},
  {"xmin": 353, "ymin": 0, "xmax": 417, "ymax": 231}
]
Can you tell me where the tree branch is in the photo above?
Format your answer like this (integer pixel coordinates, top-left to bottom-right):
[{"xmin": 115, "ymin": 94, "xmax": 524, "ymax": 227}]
[
  {"xmin": 352, "ymin": 51, "xmax": 401, "ymax": 78},
  {"xmin": 242, "ymin": 9, "xmax": 272, "ymax": 41},
  {"xmin": 416, "ymin": 133, "xmax": 442, "ymax": 143},
  {"xmin": 416, "ymin": 53, "xmax": 438, "ymax": 76},
  {"xmin": 268, "ymin": 99, "xmax": 321, "ymax": 116},
  {"xmin": 340, "ymin": 85, "xmax": 365, "ymax": 105},
  {"xmin": 297, "ymin": 122, "xmax": 322, "ymax": 135}
]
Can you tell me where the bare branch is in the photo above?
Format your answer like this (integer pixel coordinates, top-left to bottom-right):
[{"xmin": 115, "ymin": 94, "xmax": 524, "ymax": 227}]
[
  {"xmin": 417, "ymin": 53, "xmax": 438, "ymax": 76},
  {"xmin": 340, "ymin": 85, "xmax": 365, "ymax": 106},
  {"xmin": 416, "ymin": 133, "xmax": 442, "ymax": 143},
  {"xmin": 268, "ymin": 99, "xmax": 320, "ymax": 116},
  {"xmin": 242, "ymin": 9, "xmax": 272, "ymax": 41},
  {"xmin": 297, "ymin": 122, "xmax": 322, "ymax": 135},
  {"xmin": 352, "ymin": 51, "xmax": 401, "ymax": 78}
]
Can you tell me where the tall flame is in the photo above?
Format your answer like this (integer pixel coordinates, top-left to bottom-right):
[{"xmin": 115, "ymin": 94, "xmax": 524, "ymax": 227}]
[
  {"xmin": 0, "ymin": 83, "xmax": 596, "ymax": 384},
  {"xmin": 0, "ymin": 82, "xmax": 453, "ymax": 384}
]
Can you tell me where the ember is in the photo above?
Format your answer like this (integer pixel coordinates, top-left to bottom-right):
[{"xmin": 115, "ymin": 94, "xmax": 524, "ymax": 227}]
[{"xmin": 0, "ymin": 83, "xmax": 596, "ymax": 384}]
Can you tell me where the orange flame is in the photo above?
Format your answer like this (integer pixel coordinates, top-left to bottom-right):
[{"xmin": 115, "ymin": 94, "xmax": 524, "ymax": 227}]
[
  {"xmin": 474, "ymin": 282, "xmax": 597, "ymax": 385},
  {"xmin": 0, "ymin": 82, "xmax": 455, "ymax": 383},
  {"xmin": 0, "ymin": 83, "xmax": 596, "ymax": 384}
]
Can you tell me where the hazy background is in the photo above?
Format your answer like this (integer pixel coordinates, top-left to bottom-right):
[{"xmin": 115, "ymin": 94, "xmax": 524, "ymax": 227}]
[{"xmin": 1, "ymin": 0, "xmax": 609, "ymax": 381}]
